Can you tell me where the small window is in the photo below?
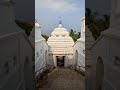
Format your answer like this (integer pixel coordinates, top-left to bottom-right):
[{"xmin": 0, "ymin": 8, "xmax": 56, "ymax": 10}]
[
  {"xmin": 62, "ymin": 35, "xmax": 65, "ymax": 37},
  {"xmin": 56, "ymin": 35, "xmax": 59, "ymax": 37}
]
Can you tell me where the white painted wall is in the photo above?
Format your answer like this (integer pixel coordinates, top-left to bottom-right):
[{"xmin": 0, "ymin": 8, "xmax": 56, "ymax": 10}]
[
  {"xmin": 73, "ymin": 17, "xmax": 85, "ymax": 72},
  {"xmin": 0, "ymin": 1, "xmax": 34, "ymax": 90},
  {"xmin": 34, "ymin": 22, "xmax": 49, "ymax": 76},
  {"xmin": 89, "ymin": 1, "xmax": 120, "ymax": 90}
]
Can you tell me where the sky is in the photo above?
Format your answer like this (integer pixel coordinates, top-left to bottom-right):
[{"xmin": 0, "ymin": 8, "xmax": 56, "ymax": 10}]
[
  {"xmin": 15, "ymin": 0, "xmax": 110, "ymax": 35},
  {"xmin": 35, "ymin": 0, "xmax": 85, "ymax": 35}
]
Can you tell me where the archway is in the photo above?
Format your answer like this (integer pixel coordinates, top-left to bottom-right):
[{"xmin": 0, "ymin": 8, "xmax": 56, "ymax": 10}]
[
  {"xmin": 75, "ymin": 50, "xmax": 78, "ymax": 65},
  {"xmin": 24, "ymin": 56, "xmax": 31, "ymax": 90},
  {"xmin": 96, "ymin": 56, "xmax": 104, "ymax": 90}
]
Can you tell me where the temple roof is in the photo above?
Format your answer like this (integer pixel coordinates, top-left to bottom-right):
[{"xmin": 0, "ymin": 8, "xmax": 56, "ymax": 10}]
[
  {"xmin": 34, "ymin": 22, "xmax": 45, "ymax": 42},
  {"xmin": 51, "ymin": 20, "xmax": 69, "ymax": 36},
  {"xmin": 51, "ymin": 27, "xmax": 69, "ymax": 36},
  {"xmin": 47, "ymin": 21, "xmax": 74, "ymax": 54}
]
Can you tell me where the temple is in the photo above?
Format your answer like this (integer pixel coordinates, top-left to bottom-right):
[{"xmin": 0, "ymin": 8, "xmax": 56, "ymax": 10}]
[{"xmin": 47, "ymin": 20, "xmax": 74, "ymax": 67}]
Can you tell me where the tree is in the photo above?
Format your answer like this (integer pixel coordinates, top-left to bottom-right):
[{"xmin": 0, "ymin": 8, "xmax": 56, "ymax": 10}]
[
  {"xmin": 42, "ymin": 34, "xmax": 49, "ymax": 41},
  {"xmin": 69, "ymin": 29, "xmax": 80, "ymax": 42},
  {"xmin": 85, "ymin": 8, "xmax": 110, "ymax": 40},
  {"xmin": 15, "ymin": 20, "xmax": 34, "ymax": 36}
]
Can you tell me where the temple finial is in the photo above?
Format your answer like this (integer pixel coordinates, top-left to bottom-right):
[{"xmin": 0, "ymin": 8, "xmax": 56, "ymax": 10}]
[
  {"xmin": 59, "ymin": 17, "xmax": 62, "ymax": 24},
  {"xmin": 58, "ymin": 17, "xmax": 62, "ymax": 28}
]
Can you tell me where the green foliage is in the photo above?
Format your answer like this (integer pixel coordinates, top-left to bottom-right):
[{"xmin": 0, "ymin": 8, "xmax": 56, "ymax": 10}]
[
  {"xmin": 86, "ymin": 8, "xmax": 110, "ymax": 40},
  {"xmin": 42, "ymin": 34, "xmax": 49, "ymax": 41},
  {"xmin": 69, "ymin": 29, "xmax": 80, "ymax": 42},
  {"xmin": 15, "ymin": 20, "xmax": 34, "ymax": 36}
]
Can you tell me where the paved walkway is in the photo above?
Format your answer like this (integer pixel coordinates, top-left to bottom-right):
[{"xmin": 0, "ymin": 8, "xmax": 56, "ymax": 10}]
[{"xmin": 39, "ymin": 67, "xmax": 85, "ymax": 90}]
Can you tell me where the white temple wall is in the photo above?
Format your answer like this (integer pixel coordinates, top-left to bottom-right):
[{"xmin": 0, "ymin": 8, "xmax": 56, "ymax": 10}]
[
  {"xmin": 90, "ymin": 0, "xmax": 120, "ymax": 87},
  {"xmin": 48, "ymin": 54, "xmax": 54, "ymax": 65},
  {"xmin": 0, "ymin": 1, "xmax": 34, "ymax": 90},
  {"xmin": 53, "ymin": 55, "xmax": 57, "ymax": 67},
  {"xmin": 73, "ymin": 40, "xmax": 85, "ymax": 71},
  {"xmin": 19, "ymin": 34, "xmax": 34, "ymax": 90},
  {"xmin": 0, "ymin": 33, "xmax": 34, "ymax": 90},
  {"xmin": 73, "ymin": 43, "xmax": 79, "ymax": 64},
  {"xmin": 90, "ymin": 36, "xmax": 109, "ymax": 90},
  {"xmin": 35, "ymin": 40, "xmax": 48, "ymax": 75},
  {"xmin": 43, "ymin": 41, "xmax": 49, "ymax": 64},
  {"xmin": 91, "ymin": 36, "xmax": 120, "ymax": 90},
  {"xmin": 34, "ymin": 22, "xmax": 49, "ymax": 76},
  {"xmin": 64, "ymin": 56, "xmax": 68, "ymax": 67},
  {"xmin": 73, "ymin": 17, "xmax": 85, "ymax": 72},
  {"xmin": 63, "ymin": 54, "xmax": 74, "ymax": 67},
  {"xmin": 0, "ymin": 35, "xmax": 20, "ymax": 90},
  {"xmin": 67, "ymin": 54, "xmax": 74, "ymax": 66}
]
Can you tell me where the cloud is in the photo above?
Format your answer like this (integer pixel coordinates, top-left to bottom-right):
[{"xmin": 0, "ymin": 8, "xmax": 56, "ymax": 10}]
[{"xmin": 35, "ymin": 0, "xmax": 80, "ymax": 13}]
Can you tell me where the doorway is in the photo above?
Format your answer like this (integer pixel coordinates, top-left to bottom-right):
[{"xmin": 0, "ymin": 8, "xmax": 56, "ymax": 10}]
[{"xmin": 56, "ymin": 56, "xmax": 65, "ymax": 67}]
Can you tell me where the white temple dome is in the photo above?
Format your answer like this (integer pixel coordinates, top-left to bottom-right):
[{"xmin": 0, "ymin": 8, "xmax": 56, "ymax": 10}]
[
  {"xmin": 51, "ymin": 20, "xmax": 69, "ymax": 37},
  {"xmin": 51, "ymin": 27, "xmax": 69, "ymax": 37},
  {"xmin": 47, "ymin": 20, "xmax": 74, "ymax": 54}
]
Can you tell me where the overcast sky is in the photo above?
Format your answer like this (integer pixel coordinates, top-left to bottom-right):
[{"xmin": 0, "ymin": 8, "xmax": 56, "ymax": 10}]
[
  {"xmin": 15, "ymin": 0, "xmax": 110, "ymax": 35},
  {"xmin": 35, "ymin": 0, "xmax": 85, "ymax": 35}
]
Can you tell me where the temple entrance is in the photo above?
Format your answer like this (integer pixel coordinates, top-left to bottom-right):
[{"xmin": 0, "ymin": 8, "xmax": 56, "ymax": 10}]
[{"xmin": 56, "ymin": 56, "xmax": 65, "ymax": 67}]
